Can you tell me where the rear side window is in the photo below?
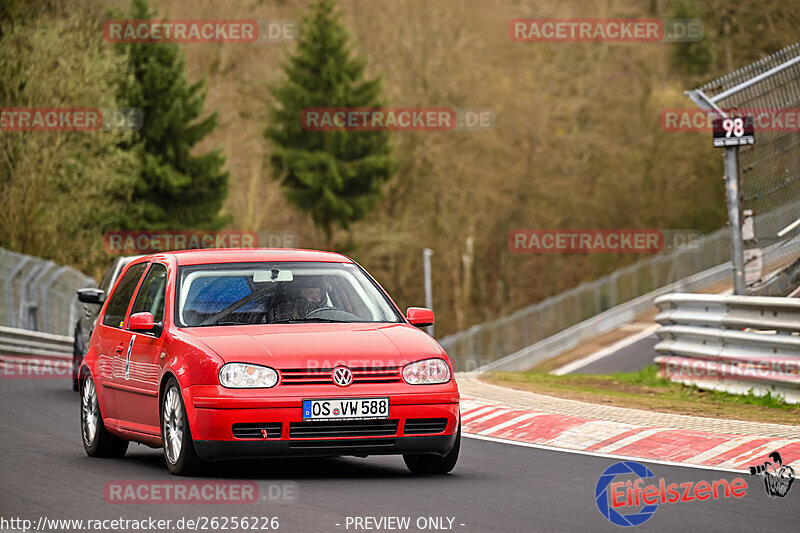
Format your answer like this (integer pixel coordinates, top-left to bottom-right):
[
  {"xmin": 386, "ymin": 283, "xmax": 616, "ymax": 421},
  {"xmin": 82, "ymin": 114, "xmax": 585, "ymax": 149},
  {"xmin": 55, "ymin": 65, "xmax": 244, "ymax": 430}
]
[
  {"xmin": 98, "ymin": 260, "xmax": 117, "ymax": 293},
  {"xmin": 102, "ymin": 262, "xmax": 148, "ymax": 328},
  {"xmin": 130, "ymin": 263, "xmax": 168, "ymax": 323}
]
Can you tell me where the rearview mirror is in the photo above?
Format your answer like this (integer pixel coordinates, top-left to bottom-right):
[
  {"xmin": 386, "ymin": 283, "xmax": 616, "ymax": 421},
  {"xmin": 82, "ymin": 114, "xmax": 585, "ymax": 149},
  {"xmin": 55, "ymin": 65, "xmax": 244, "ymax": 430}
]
[
  {"xmin": 129, "ymin": 312, "xmax": 157, "ymax": 333},
  {"xmin": 407, "ymin": 307, "xmax": 434, "ymax": 328},
  {"xmin": 253, "ymin": 269, "xmax": 294, "ymax": 282},
  {"xmin": 77, "ymin": 288, "xmax": 105, "ymax": 304}
]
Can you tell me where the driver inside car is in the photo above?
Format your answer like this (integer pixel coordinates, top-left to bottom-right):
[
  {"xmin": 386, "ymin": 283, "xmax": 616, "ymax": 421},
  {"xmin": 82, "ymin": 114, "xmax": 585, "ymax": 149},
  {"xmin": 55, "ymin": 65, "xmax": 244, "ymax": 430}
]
[{"xmin": 266, "ymin": 278, "xmax": 328, "ymax": 321}]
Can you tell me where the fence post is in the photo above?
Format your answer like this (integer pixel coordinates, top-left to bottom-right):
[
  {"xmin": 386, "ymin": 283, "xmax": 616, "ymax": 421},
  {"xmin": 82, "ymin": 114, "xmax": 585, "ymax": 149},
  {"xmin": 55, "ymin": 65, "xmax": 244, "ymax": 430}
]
[
  {"xmin": 422, "ymin": 248, "xmax": 434, "ymax": 337},
  {"xmin": 723, "ymin": 147, "xmax": 746, "ymax": 294}
]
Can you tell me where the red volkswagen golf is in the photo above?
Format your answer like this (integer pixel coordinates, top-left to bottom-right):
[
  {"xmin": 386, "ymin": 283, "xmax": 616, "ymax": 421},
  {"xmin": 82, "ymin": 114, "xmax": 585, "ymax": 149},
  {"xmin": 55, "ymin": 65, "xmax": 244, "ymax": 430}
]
[{"xmin": 79, "ymin": 249, "xmax": 460, "ymax": 475}]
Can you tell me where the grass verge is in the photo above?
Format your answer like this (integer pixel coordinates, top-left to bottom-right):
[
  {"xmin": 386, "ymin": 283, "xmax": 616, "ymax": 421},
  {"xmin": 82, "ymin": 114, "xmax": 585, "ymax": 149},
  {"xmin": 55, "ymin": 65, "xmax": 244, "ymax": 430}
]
[{"xmin": 483, "ymin": 365, "xmax": 800, "ymax": 426}]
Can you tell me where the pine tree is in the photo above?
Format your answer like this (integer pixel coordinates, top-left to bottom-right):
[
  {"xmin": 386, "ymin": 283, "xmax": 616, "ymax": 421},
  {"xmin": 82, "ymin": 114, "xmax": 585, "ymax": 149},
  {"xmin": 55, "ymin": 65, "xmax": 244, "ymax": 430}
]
[
  {"xmin": 117, "ymin": 0, "xmax": 229, "ymax": 230},
  {"xmin": 669, "ymin": 0, "xmax": 714, "ymax": 75},
  {"xmin": 265, "ymin": 0, "xmax": 396, "ymax": 248}
]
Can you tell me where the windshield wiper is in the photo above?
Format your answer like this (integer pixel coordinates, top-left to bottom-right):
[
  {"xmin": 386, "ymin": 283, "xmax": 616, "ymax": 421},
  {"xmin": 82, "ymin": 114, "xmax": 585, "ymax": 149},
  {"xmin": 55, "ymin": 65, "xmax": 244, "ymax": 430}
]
[{"xmin": 268, "ymin": 317, "xmax": 352, "ymax": 324}]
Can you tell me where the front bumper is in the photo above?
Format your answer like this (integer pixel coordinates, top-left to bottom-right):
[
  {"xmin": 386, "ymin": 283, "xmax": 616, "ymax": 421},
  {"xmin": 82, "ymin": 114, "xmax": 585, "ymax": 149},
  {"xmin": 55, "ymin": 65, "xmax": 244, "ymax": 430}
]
[
  {"xmin": 195, "ymin": 434, "xmax": 458, "ymax": 461},
  {"xmin": 183, "ymin": 384, "xmax": 460, "ymax": 460}
]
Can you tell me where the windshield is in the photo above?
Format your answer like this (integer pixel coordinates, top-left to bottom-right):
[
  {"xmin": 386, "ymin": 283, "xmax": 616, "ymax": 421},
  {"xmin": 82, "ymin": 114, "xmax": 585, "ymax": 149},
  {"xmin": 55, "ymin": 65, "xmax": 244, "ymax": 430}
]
[{"xmin": 176, "ymin": 261, "xmax": 403, "ymax": 327}]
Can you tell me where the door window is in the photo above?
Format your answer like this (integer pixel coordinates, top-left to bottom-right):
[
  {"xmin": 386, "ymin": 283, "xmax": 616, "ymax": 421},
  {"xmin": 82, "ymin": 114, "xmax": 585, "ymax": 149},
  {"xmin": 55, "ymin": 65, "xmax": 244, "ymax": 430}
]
[
  {"xmin": 130, "ymin": 263, "xmax": 168, "ymax": 325},
  {"xmin": 101, "ymin": 262, "xmax": 148, "ymax": 328}
]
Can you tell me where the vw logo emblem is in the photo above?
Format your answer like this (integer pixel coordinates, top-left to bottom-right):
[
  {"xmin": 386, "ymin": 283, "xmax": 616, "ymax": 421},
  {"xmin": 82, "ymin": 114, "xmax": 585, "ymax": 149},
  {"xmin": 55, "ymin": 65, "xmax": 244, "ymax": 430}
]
[{"xmin": 332, "ymin": 366, "xmax": 353, "ymax": 387}]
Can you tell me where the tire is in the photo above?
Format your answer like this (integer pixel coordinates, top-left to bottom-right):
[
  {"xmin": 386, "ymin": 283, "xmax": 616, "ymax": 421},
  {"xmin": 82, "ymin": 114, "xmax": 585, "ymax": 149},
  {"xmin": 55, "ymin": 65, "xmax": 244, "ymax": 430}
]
[
  {"xmin": 161, "ymin": 377, "xmax": 200, "ymax": 476},
  {"xmin": 81, "ymin": 375, "xmax": 128, "ymax": 458},
  {"xmin": 403, "ymin": 423, "xmax": 460, "ymax": 475}
]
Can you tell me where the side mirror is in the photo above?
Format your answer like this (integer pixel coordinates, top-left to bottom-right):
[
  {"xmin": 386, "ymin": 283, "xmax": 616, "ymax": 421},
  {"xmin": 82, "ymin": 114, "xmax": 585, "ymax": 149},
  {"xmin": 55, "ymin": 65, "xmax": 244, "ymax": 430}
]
[
  {"xmin": 129, "ymin": 312, "xmax": 156, "ymax": 333},
  {"xmin": 407, "ymin": 307, "xmax": 434, "ymax": 328},
  {"xmin": 77, "ymin": 288, "xmax": 105, "ymax": 304}
]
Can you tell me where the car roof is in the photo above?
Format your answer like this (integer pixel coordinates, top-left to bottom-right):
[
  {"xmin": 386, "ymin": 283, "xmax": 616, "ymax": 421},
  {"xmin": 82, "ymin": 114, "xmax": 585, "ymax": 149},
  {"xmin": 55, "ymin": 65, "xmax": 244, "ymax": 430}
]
[
  {"xmin": 150, "ymin": 248, "xmax": 352, "ymax": 266},
  {"xmin": 118, "ymin": 255, "xmax": 144, "ymax": 266}
]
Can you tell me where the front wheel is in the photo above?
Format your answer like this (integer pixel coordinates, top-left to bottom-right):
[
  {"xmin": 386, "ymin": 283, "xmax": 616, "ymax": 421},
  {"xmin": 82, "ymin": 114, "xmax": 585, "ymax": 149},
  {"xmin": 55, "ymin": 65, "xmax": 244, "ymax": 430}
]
[
  {"xmin": 403, "ymin": 423, "xmax": 460, "ymax": 475},
  {"xmin": 161, "ymin": 378, "xmax": 200, "ymax": 476},
  {"xmin": 81, "ymin": 375, "xmax": 128, "ymax": 457}
]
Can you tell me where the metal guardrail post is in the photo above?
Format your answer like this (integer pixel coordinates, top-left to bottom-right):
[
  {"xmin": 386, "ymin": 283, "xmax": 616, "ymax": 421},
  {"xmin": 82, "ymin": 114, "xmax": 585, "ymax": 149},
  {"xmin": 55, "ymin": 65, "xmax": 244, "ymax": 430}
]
[
  {"xmin": 44, "ymin": 266, "xmax": 73, "ymax": 335},
  {"xmin": 18, "ymin": 263, "xmax": 44, "ymax": 330},
  {"xmin": 4, "ymin": 256, "xmax": 30, "ymax": 329},
  {"xmin": 27, "ymin": 262, "xmax": 56, "ymax": 331}
]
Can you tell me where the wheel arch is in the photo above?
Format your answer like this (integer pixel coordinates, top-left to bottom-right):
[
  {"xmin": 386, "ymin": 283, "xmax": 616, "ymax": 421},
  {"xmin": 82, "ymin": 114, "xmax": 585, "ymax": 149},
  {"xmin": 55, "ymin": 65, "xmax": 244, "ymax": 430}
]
[{"xmin": 158, "ymin": 370, "xmax": 180, "ymax": 425}]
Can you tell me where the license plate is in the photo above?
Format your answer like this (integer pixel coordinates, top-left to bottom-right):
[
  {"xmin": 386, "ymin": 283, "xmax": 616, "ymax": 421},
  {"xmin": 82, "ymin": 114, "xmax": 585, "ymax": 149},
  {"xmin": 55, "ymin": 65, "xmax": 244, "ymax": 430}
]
[{"xmin": 302, "ymin": 397, "xmax": 389, "ymax": 421}]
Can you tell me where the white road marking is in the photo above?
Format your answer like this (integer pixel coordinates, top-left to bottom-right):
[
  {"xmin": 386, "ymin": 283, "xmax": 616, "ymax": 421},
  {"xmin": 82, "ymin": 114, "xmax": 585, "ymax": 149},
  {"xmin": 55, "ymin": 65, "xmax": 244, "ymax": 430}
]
[
  {"xmin": 459, "ymin": 405, "xmax": 498, "ymax": 422},
  {"xmin": 464, "ymin": 408, "xmax": 514, "ymax": 426},
  {"xmin": 545, "ymin": 420, "xmax": 639, "ymax": 449},
  {"xmin": 684, "ymin": 436, "xmax": 761, "ymax": 465},
  {"xmin": 476, "ymin": 413, "xmax": 546, "ymax": 435},
  {"xmin": 591, "ymin": 427, "xmax": 664, "ymax": 454},
  {"xmin": 715, "ymin": 439, "xmax": 800, "ymax": 469}
]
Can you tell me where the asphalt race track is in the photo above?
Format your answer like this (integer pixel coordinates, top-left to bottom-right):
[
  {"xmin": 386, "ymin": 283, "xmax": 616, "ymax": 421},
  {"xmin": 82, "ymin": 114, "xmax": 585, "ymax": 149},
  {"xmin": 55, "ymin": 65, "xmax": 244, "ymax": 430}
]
[
  {"xmin": 1, "ymin": 378, "xmax": 797, "ymax": 532},
  {"xmin": 566, "ymin": 335, "xmax": 660, "ymax": 375}
]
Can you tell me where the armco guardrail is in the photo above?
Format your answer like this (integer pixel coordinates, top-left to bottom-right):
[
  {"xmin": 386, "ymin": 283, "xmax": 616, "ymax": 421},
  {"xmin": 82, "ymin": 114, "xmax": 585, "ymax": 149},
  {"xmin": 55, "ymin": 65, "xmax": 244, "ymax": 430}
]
[
  {"xmin": 0, "ymin": 325, "xmax": 73, "ymax": 378},
  {"xmin": 0, "ymin": 325, "xmax": 73, "ymax": 357},
  {"xmin": 654, "ymin": 293, "xmax": 800, "ymax": 404},
  {"xmin": 0, "ymin": 247, "xmax": 96, "ymax": 336}
]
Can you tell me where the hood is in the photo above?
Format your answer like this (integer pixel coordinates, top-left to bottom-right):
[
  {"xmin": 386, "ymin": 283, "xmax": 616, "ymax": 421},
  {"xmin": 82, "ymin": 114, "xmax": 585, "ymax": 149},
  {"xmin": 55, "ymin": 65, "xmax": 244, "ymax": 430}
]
[{"xmin": 182, "ymin": 322, "xmax": 444, "ymax": 369}]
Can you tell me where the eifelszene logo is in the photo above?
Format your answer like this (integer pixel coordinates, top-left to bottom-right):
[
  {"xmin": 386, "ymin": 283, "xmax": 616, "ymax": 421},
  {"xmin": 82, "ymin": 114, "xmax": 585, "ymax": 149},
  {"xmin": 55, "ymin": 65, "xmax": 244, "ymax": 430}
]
[
  {"xmin": 749, "ymin": 452, "xmax": 795, "ymax": 498},
  {"xmin": 595, "ymin": 461, "xmax": 748, "ymax": 527}
]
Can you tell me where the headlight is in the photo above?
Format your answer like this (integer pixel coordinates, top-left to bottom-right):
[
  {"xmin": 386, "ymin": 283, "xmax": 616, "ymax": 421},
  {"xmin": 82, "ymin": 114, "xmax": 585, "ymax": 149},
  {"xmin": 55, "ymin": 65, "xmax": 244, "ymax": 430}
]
[
  {"xmin": 402, "ymin": 358, "xmax": 450, "ymax": 385},
  {"xmin": 219, "ymin": 363, "xmax": 279, "ymax": 388}
]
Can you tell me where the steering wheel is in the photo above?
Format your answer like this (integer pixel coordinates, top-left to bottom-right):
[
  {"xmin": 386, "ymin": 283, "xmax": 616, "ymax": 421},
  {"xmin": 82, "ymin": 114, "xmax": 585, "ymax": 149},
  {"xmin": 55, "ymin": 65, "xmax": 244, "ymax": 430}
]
[{"xmin": 303, "ymin": 306, "xmax": 348, "ymax": 319}]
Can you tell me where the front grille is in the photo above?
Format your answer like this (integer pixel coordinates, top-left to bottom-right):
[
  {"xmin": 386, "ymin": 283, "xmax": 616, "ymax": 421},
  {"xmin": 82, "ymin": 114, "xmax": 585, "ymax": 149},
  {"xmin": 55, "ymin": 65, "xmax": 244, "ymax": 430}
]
[
  {"xmin": 232, "ymin": 423, "xmax": 282, "ymax": 439},
  {"xmin": 289, "ymin": 419, "xmax": 399, "ymax": 439},
  {"xmin": 404, "ymin": 418, "xmax": 448, "ymax": 435},
  {"xmin": 289, "ymin": 438, "xmax": 396, "ymax": 449},
  {"xmin": 280, "ymin": 367, "xmax": 402, "ymax": 385}
]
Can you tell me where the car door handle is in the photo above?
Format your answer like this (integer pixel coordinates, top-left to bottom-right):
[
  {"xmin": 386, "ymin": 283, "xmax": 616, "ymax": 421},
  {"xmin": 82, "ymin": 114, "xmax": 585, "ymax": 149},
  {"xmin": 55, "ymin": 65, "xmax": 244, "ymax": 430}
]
[{"xmin": 115, "ymin": 343, "xmax": 125, "ymax": 353}]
